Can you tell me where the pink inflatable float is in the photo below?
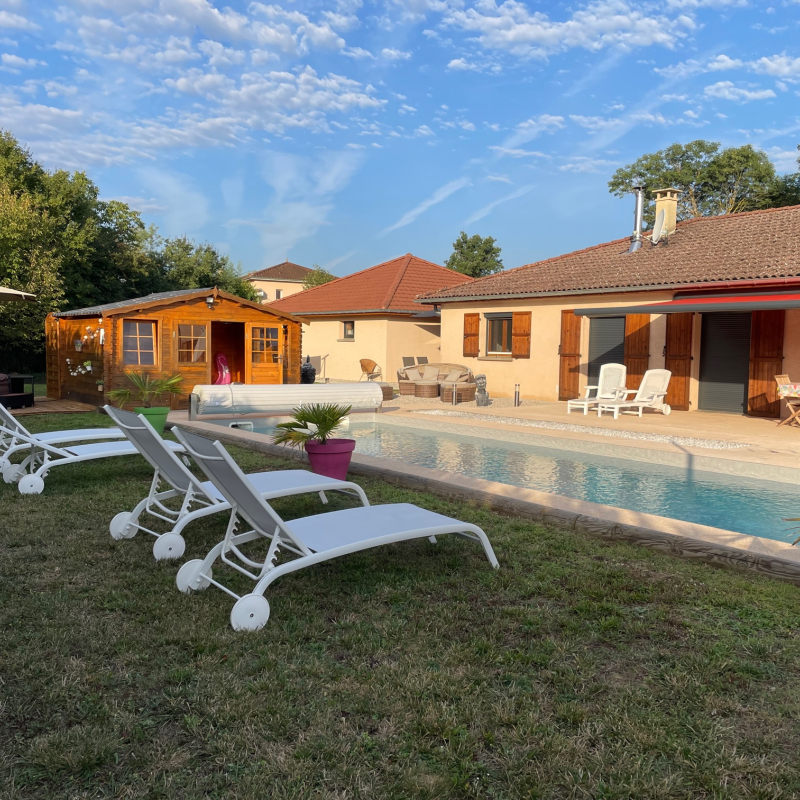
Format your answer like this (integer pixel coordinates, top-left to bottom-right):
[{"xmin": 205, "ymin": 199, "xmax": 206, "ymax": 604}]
[{"xmin": 213, "ymin": 353, "xmax": 232, "ymax": 385}]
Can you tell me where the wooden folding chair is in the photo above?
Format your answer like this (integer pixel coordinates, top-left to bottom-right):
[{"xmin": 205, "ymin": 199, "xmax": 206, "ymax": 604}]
[{"xmin": 775, "ymin": 374, "xmax": 800, "ymax": 427}]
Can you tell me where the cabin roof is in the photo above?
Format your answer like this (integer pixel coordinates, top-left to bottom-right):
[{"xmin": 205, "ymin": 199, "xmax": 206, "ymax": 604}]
[{"xmin": 52, "ymin": 287, "xmax": 304, "ymax": 323}]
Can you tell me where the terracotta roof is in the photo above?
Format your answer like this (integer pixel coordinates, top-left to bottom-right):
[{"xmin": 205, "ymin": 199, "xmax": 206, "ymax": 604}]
[
  {"xmin": 245, "ymin": 261, "xmax": 312, "ymax": 281},
  {"xmin": 421, "ymin": 204, "xmax": 800, "ymax": 302},
  {"xmin": 269, "ymin": 254, "xmax": 473, "ymax": 315}
]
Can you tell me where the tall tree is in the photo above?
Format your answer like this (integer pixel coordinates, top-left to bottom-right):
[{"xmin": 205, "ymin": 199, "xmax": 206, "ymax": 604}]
[
  {"xmin": 302, "ymin": 265, "xmax": 336, "ymax": 290},
  {"xmin": 608, "ymin": 140, "xmax": 778, "ymax": 226},
  {"xmin": 445, "ymin": 232, "xmax": 503, "ymax": 278},
  {"xmin": 759, "ymin": 145, "xmax": 800, "ymax": 209}
]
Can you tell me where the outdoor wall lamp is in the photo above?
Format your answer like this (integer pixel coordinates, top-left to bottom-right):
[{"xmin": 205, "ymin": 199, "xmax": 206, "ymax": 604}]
[{"xmin": 206, "ymin": 296, "xmax": 215, "ymax": 308}]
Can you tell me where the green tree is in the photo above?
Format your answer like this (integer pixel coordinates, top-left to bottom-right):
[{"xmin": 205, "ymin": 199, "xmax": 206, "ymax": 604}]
[
  {"xmin": 302, "ymin": 264, "xmax": 336, "ymax": 290},
  {"xmin": 0, "ymin": 186, "xmax": 64, "ymax": 371},
  {"xmin": 445, "ymin": 232, "xmax": 503, "ymax": 278},
  {"xmin": 759, "ymin": 145, "xmax": 800, "ymax": 209},
  {"xmin": 608, "ymin": 140, "xmax": 778, "ymax": 226}
]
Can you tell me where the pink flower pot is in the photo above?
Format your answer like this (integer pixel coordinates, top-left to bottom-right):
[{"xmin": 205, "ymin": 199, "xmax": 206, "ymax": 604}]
[{"xmin": 304, "ymin": 439, "xmax": 356, "ymax": 481}]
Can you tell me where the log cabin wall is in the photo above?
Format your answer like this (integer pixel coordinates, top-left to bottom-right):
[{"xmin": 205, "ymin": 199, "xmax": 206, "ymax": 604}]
[{"xmin": 47, "ymin": 292, "xmax": 303, "ymax": 407}]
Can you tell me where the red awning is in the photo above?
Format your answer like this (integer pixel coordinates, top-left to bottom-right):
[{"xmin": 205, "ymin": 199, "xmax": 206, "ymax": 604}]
[{"xmin": 575, "ymin": 292, "xmax": 800, "ymax": 317}]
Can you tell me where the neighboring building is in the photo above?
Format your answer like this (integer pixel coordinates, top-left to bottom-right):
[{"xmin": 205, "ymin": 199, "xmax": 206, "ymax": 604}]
[
  {"xmin": 270, "ymin": 253, "xmax": 473, "ymax": 382},
  {"xmin": 245, "ymin": 260, "xmax": 313, "ymax": 303},
  {"xmin": 46, "ymin": 287, "xmax": 304, "ymax": 408},
  {"xmin": 421, "ymin": 191, "xmax": 800, "ymax": 418}
]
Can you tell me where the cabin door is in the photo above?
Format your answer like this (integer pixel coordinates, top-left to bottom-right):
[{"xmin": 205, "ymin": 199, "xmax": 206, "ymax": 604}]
[
  {"xmin": 558, "ymin": 310, "xmax": 581, "ymax": 400},
  {"xmin": 210, "ymin": 321, "xmax": 246, "ymax": 383},
  {"xmin": 247, "ymin": 323, "xmax": 284, "ymax": 384}
]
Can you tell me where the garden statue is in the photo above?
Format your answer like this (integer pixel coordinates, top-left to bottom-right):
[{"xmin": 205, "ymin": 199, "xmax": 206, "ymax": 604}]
[
  {"xmin": 300, "ymin": 355, "xmax": 317, "ymax": 384},
  {"xmin": 475, "ymin": 374, "xmax": 490, "ymax": 407}
]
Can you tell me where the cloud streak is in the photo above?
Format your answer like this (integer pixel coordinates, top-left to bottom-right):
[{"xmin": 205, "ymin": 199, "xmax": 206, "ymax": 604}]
[
  {"xmin": 463, "ymin": 185, "xmax": 534, "ymax": 225},
  {"xmin": 382, "ymin": 177, "xmax": 470, "ymax": 234}
]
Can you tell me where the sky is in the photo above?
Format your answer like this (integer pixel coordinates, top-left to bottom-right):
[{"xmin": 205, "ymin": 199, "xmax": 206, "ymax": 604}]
[{"xmin": 1, "ymin": 0, "xmax": 799, "ymax": 276}]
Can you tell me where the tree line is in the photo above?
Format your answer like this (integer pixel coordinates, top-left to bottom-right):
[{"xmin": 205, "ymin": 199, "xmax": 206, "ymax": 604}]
[{"xmin": 0, "ymin": 131, "xmax": 257, "ymax": 372}]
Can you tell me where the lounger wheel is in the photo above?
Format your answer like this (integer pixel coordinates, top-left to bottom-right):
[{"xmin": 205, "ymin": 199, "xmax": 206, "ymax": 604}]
[
  {"xmin": 230, "ymin": 594, "xmax": 270, "ymax": 632},
  {"xmin": 176, "ymin": 559, "xmax": 212, "ymax": 593},
  {"xmin": 18, "ymin": 474, "xmax": 44, "ymax": 495},
  {"xmin": 3, "ymin": 463, "xmax": 21, "ymax": 483},
  {"xmin": 152, "ymin": 533, "xmax": 185, "ymax": 561},
  {"xmin": 110, "ymin": 511, "xmax": 137, "ymax": 540},
  {"xmin": 662, "ymin": 404, "xmax": 672, "ymax": 416}
]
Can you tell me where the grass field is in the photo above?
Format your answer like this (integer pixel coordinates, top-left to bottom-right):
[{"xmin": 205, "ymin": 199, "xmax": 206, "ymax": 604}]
[{"xmin": 2, "ymin": 412, "xmax": 800, "ymax": 799}]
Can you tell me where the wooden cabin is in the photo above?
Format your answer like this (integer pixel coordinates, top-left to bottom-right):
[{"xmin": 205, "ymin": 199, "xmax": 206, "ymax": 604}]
[{"xmin": 45, "ymin": 287, "xmax": 304, "ymax": 408}]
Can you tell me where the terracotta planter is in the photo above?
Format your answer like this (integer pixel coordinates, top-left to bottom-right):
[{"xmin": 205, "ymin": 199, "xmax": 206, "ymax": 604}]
[
  {"xmin": 134, "ymin": 406, "xmax": 170, "ymax": 435},
  {"xmin": 304, "ymin": 439, "xmax": 356, "ymax": 481}
]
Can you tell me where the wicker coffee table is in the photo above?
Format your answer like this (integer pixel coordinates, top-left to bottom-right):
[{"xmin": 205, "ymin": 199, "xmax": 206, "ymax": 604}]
[
  {"xmin": 440, "ymin": 382, "xmax": 475, "ymax": 404},
  {"xmin": 414, "ymin": 381, "xmax": 440, "ymax": 398},
  {"xmin": 374, "ymin": 382, "xmax": 394, "ymax": 401}
]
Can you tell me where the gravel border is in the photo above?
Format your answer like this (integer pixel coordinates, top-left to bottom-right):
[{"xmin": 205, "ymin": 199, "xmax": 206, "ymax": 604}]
[{"xmin": 417, "ymin": 409, "xmax": 752, "ymax": 450}]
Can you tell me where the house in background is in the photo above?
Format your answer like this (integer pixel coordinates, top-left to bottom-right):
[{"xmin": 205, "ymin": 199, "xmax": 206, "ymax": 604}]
[
  {"xmin": 245, "ymin": 260, "xmax": 312, "ymax": 303},
  {"xmin": 421, "ymin": 192, "xmax": 800, "ymax": 419},
  {"xmin": 270, "ymin": 253, "xmax": 473, "ymax": 382}
]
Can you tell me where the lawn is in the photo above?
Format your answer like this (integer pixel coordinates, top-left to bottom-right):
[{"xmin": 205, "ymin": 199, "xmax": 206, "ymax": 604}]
[{"xmin": 1, "ymin": 412, "xmax": 800, "ymax": 799}]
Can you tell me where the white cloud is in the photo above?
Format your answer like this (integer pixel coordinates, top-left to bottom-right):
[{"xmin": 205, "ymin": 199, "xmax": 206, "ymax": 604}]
[
  {"xmin": 463, "ymin": 185, "xmax": 533, "ymax": 225},
  {"xmin": 704, "ymin": 81, "xmax": 776, "ymax": 102},
  {"xmin": 486, "ymin": 174, "xmax": 512, "ymax": 183},
  {"xmin": 570, "ymin": 114, "xmax": 625, "ymax": 132},
  {"xmin": 707, "ymin": 54, "xmax": 743, "ymax": 71},
  {"xmin": 501, "ymin": 114, "xmax": 565, "ymax": 150},
  {"xmin": 488, "ymin": 146, "xmax": 548, "ymax": 158},
  {"xmin": 382, "ymin": 47, "xmax": 411, "ymax": 60},
  {"xmin": 398, "ymin": 103, "xmax": 416, "ymax": 114},
  {"xmin": 198, "ymin": 39, "xmax": 246, "ymax": 67},
  {"xmin": 750, "ymin": 55, "xmax": 800, "ymax": 79},
  {"xmin": 559, "ymin": 156, "xmax": 617, "ymax": 173},
  {"xmin": 0, "ymin": 10, "xmax": 38, "ymax": 31},
  {"xmin": 382, "ymin": 176, "xmax": 470, "ymax": 234},
  {"xmin": 108, "ymin": 195, "xmax": 167, "ymax": 213},
  {"xmin": 0, "ymin": 53, "xmax": 44, "ymax": 70},
  {"xmin": 414, "ymin": 124, "xmax": 434, "ymax": 136},
  {"xmin": 447, "ymin": 57, "xmax": 479, "ymax": 71},
  {"xmin": 342, "ymin": 46, "xmax": 374, "ymax": 58}
]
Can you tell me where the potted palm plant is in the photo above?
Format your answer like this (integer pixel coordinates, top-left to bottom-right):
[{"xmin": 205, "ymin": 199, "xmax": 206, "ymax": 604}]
[
  {"xmin": 107, "ymin": 371, "xmax": 183, "ymax": 435},
  {"xmin": 272, "ymin": 403, "xmax": 354, "ymax": 480}
]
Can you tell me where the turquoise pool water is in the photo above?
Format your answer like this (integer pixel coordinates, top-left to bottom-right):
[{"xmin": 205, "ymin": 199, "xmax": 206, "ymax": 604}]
[{"xmin": 216, "ymin": 419, "xmax": 800, "ymax": 543}]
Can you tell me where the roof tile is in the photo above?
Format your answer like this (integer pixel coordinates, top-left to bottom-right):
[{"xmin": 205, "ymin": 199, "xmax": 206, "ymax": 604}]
[{"xmin": 245, "ymin": 261, "xmax": 312, "ymax": 281}]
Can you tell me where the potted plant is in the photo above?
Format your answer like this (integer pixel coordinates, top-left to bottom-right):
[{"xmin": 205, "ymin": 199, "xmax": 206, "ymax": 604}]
[
  {"xmin": 272, "ymin": 403, "xmax": 354, "ymax": 480},
  {"xmin": 107, "ymin": 371, "xmax": 183, "ymax": 435},
  {"xmin": 96, "ymin": 379, "xmax": 104, "ymax": 392}
]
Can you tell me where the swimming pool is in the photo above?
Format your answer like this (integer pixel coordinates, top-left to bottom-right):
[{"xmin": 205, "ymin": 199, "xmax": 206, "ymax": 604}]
[{"xmin": 212, "ymin": 418, "xmax": 800, "ymax": 543}]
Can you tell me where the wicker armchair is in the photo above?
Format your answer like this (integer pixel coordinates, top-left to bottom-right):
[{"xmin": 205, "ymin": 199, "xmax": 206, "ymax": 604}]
[{"xmin": 359, "ymin": 359, "xmax": 382, "ymax": 381}]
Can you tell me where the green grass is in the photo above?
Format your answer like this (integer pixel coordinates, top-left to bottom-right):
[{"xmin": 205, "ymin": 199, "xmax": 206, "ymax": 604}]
[{"xmin": 2, "ymin": 412, "xmax": 800, "ymax": 799}]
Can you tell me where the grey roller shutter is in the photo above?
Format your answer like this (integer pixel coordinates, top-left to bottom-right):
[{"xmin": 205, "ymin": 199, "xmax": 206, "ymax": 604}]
[
  {"xmin": 698, "ymin": 312, "xmax": 751, "ymax": 413},
  {"xmin": 588, "ymin": 317, "xmax": 626, "ymax": 384}
]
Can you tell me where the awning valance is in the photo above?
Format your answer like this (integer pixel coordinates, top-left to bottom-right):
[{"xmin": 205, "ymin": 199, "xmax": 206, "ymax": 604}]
[{"xmin": 575, "ymin": 292, "xmax": 800, "ymax": 317}]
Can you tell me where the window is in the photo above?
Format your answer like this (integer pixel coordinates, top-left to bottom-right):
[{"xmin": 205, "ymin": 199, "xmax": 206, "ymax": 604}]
[
  {"xmin": 342, "ymin": 320, "xmax": 355, "ymax": 340},
  {"xmin": 252, "ymin": 327, "xmax": 279, "ymax": 363},
  {"xmin": 275, "ymin": 289, "xmax": 282, "ymax": 300},
  {"xmin": 178, "ymin": 324, "xmax": 207, "ymax": 363},
  {"xmin": 487, "ymin": 315, "xmax": 512, "ymax": 354},
  {"xmin": 122, "ymin": 320, "xmax": 156, "ymax": 365}
]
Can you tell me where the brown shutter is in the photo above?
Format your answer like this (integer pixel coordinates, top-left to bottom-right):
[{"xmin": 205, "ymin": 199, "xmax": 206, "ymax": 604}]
[
  {"xmin": 558, "ymin": 310, "xmax": 581, "ymax": 400},
  {"xmin": 511, "ymin": 312, "xmax": 531, "ymax": 358},
  {"xmin": 624, "ymin": 314, "xmax": 650, "ymax": 390},
  {"xmin": 664, "ymin": 313, "xmax": 693, "ymax": 411},
  {"xmin": 463, "ymin": 313, "xmax": 479, "ymax": 357},
  {"xmin": 748, "ymin": 309, "xmax": 784, "ymax": 418}
]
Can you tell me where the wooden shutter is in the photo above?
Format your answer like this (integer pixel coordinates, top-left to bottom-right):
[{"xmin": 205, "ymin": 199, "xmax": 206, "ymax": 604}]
[
  {"xmin": 558, "ymin": 310, "xmax": 582, "ymax": 400},
  {"xmin": 748, "ymin": 309, "xmax": 784, "ymax": 418},
  {"xmin": 511, "ymin": 312, "xmax": 531, "ymax": 358},
  {"xmin": 664, "ymin": 313, "xmax": 693, "ymax": 411},
  {"xmin": 463, "ymin": 313, "xmax": 479, "ymax": 357},
  {"xmin": 624, "ymin": 314, "xmax": 650, "ymax": 390}
]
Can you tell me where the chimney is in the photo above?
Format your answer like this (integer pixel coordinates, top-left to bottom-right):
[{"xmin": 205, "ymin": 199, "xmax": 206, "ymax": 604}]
[
  {"xmin": 628, "ymin": 185, "xmax": 645, "ymax": 253},
  {"xmin": 653, "ymin": 187, "xmax": 679, "ymax": 237}
]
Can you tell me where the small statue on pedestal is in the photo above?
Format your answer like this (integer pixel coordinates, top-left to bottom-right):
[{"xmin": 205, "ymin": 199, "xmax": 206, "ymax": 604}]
[
  {"xmin": 300, "ymin": 356, "xmax": 317, "ymax": 384},
  {"xmin": 475, "ymin": 373, "xmax": 490, "ymax": 407}
]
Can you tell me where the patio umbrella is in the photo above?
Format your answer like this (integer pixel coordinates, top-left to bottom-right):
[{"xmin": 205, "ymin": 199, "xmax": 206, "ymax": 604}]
[{"xmin": 0, "ymin": 286, "xmax": 35, "ymax": 302}]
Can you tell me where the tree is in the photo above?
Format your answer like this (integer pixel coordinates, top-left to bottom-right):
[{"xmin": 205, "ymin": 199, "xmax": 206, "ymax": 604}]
[
  {"xmin": 759, "ymin": 145, "xmax": 800, "ymax": 209},
  {"xmin": 445, "ymin": 232, "xmax": 503, "ymax": 278},
  {"xmin": 302, "ymin": 264, "xmax": 336, "ymax": 290},
  {"xmin": 608, "ymin": 140, "xmax": 778, "ymax": 226}
]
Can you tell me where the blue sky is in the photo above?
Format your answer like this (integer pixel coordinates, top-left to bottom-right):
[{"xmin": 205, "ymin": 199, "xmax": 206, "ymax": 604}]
[{"xmin": 1, "ymin": 0, "xmax": 798, "ymax": 276}]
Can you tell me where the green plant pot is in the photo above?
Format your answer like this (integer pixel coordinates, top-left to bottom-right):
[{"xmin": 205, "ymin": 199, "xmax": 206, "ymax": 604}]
[{"xmin": 134, "ymin": 406, "xmax": 170, "ymax": 435}]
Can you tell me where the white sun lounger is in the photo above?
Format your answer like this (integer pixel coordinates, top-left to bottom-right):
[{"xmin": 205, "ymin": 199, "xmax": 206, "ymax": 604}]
[
  {"xmin": 104, "ymin": 406, "xmax": 369, "ymax": 560},
  {"xmin": 2, "ymin": 423, "xmax": 184, "ymax": 495},
  {"xmin": 172, "ymin": 427, "xmax": 500, "ymax": 631},
  {"xmin": 566, "ymin": 363, "xmax": 627, "ymax": 415},
  {"xmin": 596, "ymin": 369, "xmax": 672, "ymax": 419},
  {"xmin": 0, "ymin": 402, "xmax": 124, "ymax": 474}
]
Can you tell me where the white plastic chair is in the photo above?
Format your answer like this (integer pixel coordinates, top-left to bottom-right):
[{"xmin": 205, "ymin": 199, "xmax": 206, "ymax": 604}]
[
  {"xmin": 0, "ymin": 402, "xmax": 124, "ymax": 473},
  {"xmin": 566, "ymin": 363, "xmax": 627, "ymax": 415},
  {"xmin": 104, "ymin": 406, "xmax": 369, "ymax": 561},
  {"xmin": 596, "ymin": 369, "xmax": 672, "ymax": 419},
  {"xmin": 172, "ymin": 427, "xmax": 500, "ymax": 631}
]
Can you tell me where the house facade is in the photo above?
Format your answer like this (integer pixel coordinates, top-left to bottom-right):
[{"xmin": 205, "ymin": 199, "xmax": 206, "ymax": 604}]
[
  {"xmin": 245, "ymin": 261, "xmax": 312, "ymax": 303},
  {"xmin": 270, "ymin": 254, "xmax": 473, "ymax": 382},
  {"xmin": 421, "ymin": 193, "xmax": 800, "ymax": 418}
]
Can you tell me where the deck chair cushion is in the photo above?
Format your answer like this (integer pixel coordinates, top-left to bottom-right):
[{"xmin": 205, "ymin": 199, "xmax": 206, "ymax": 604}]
[
  {"xmin": 422, "ymin": 365, "xmax": 440, "ymax": 381},
  {"xmin": 444, "ymin": 368, "xmax": 463, "ymax": 383},
  {"xmin": 404, "ymin": 367, "xmax": 422, "ymax": 381}
]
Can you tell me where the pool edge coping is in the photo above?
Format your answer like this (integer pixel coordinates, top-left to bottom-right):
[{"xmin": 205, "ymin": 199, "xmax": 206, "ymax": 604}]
[{"xmin": 173, "ymin": 417, "xmax": 800, "ymax": 587}]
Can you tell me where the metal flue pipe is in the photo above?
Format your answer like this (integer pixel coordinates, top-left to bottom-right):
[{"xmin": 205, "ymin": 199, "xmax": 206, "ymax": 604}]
[{"xmin": 629, "ymin": 185, "xmax": 645, "ymax": 253}]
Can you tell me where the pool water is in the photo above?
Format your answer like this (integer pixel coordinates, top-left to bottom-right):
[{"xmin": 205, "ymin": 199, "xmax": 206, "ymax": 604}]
[{"xmin": 220, "ymin": 419, "xmax": 800, "ymax": 543}]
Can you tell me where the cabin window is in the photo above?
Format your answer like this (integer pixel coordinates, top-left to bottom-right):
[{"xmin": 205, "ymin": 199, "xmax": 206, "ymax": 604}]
[
  {"xmin": 252, "ymin": 327, "xmax": 279, "ymax": 363},
  {"xmin": 275, "ymin": 289, "xmax": 283, "ymax": 300},
  {"xmin": 178, "ymin": 324, "xmax": 207, "ymax": 363},
  {"xmin": 342, "ymin": 320, "xmax": 355, "ymax": 340},
  {"xmin": 486, "ymin": 315, "xmax": 512, "ymax": 354},
  {"xmin": 122, "ymin": 320, "xmax": 156, "ymax": 365}
]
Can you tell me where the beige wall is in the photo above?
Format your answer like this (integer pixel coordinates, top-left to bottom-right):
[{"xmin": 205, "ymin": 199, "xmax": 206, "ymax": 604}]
[
  {"xmin": 300, "ymin": 315, "xmax": 443, "ymax": 382},
  {"xmin": 438, "ymin": 290, "xmax": 674, "ymax": 400},
  {"xmin": 248, "ymin": 278, "xmax": 304, "ymax": 303}
]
